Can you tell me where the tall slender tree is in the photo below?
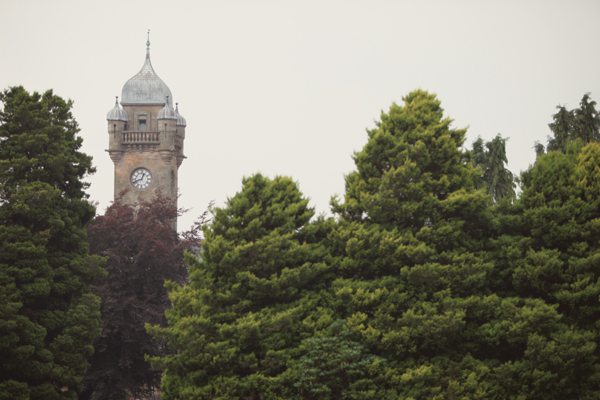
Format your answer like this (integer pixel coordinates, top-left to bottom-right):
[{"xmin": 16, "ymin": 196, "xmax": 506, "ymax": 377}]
[
  {"xmin": 0, "ymin": 86, "xmax": 103, "ymax": 400},
  {"xmin": 472, "ymin": 134, "xmax": 516, "ymax": 203}
]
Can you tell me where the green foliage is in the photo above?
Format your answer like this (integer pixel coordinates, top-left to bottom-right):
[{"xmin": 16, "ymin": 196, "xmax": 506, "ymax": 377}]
[
  {"xmin": 332, "ymin": 90, "xmax": 480, "ymax": 230},
  {"xmin": 0, "ymin": 86, "xmax": 103, "ymax": 399},
  {"xmin": 150, "ymin": 90, "xmax": 600, "ymax": 398},
  {"xmin": 485, "ymin": 141, "xmax": 600, "ymax": 397},
  {"xmin": 329, "ymin": 90, "xmax": 600, "ymax": 398},
  {"xmin": 514, "ymin": 142, "xmax": 600, "ymax": 330},
  {"xmin": 327, "ymin": 91, "xmax": 500, "ymax": 398},
  {"xmin": 537, "ymin": 93, "xmax": 600, "ymax": 154},
  {"xmin": 472, "ymin": 134, "xmax": 516, "ymax": 203},
  {"xmin": 289, "ymin": 326, "xmax": 392, "ymax": 399},
  {"xmin": 149, "ymin": 174, "xmax": 333, "ymax": 399}
]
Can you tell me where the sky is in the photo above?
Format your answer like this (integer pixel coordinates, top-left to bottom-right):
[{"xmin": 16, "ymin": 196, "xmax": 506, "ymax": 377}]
[{"xmin": 2, "ymin": 0, "xmax": 599, "ymax": 231}]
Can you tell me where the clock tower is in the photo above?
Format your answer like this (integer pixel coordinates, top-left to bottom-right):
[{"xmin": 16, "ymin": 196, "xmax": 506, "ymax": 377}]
[{"xmin": 106, "ymin": 34, "xmax": 186, "ymax": 228}]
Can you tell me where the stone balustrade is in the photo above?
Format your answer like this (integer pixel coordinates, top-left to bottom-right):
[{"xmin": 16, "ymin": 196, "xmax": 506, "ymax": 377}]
[{"xmin": 122, "ymin": 131, "xmax": 160, "ymax": 143}]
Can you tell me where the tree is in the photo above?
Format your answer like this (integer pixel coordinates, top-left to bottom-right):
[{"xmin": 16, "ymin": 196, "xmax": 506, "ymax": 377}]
[
  {"xmin": 485, "ymin": 141, "xmax": 600, "ymax": 397},
  {"xmin": 513, "ymin": 142, "xmax": 600, "ymax": 330},
  {"xmin": 328, "ymin": 90, "xmax": 501, "ymax": 397},
  {"xmin": 288, "ymin": 322, "xmax": 392, "ymax": 400},
  {"xmin": 472, "ymin": 134, "xmax": 516, "ymax": 203},
  {"xmin": 333, "ymin": 90, "xmax": 485, "ymax": 229},
  {"xmin": 146, "ymin": 90, "xmax": 600, "ymax": 398},
  {"xmin": 538, "ymin": 93, "xmax": 600, "ymax": 154},
  {"xmin": 149, "ymin": 174, "xmax": 333, "ymax": 399},
  {"xmin": 80, "ymin": 192, "xmax": 197, "ymax": 400},
  {"xmin": 0, "ymin": 86, "xmax": 103, "ymax": 400},
  {"xmin": 331, "ymin": 90, "xmax": 492, "ymax": 285},
  {"xmin": 328, "ymin": 90, "xmax": 596, "ymax": 398}
]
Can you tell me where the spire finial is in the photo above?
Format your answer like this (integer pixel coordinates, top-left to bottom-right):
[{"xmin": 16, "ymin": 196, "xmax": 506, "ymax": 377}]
[
  {"xmin": 176, "ymin": 102, "xmax": 179, "ymax": 111},
  {"xmin": 115, "ymin": 96, "xmax": 119, "ymax": 105},
  {"xmin": 146, "ymin": 29, "xmax": 150, "ymax": 53}
]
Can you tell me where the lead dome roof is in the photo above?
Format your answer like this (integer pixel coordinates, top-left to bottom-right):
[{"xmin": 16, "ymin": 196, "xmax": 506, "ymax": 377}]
[
  {"xmin": 157, "ymin": 99, "xmax": 177, "ymax": 120},
  {"xmin": 107, "ymin": 97, "xmax": 128, "ymax": 121},
  {"xmin": 121, "ymin": 46, "xmax": 173, "ymax": 106},
  {"xmin": 175, "ymin": 104, "xmax": 187, "ymax": 127}
]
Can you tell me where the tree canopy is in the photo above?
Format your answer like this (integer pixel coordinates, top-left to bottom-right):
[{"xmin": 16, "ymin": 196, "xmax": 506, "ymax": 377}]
[
  {"xmin": 0, "ymin": 86, "xmax": 102, "ymax": 400},
  {"xmin": 149, "ymin": 174, "xmax": 333, "ymax": 399},
  {"xmin": 4, "ymin": 84, "xmax": 598, "ymax": 399},
  {"xmin": 81, "ymin": 192, "xmax": 195, "ymax": 400},
  {"xmin": 150, "ymin": 90, "xmax": 600, "ymax": 399},
  {"xmin": 537, "ymin": 93, "xmax": 600, "ymax": 154}
]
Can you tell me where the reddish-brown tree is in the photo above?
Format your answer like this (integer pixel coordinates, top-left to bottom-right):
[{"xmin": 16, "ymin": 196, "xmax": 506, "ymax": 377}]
[{"xmin": 79, "ymin": 192, "xmax": 205, "ymax": 400}]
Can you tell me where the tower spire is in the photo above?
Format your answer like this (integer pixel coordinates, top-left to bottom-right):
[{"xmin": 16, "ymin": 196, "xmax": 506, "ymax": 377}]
[{"xmin": 146, "ymin": 29, "xmax": 151, "ymax": 55}]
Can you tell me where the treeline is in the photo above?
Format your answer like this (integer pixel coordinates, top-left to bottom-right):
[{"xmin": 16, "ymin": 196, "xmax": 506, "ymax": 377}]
[
  {"xmin": 149, "ymin": 90, "xmax": 600, "ymax": 399},
  {"xmin": 1, "ymin": 86, "xmax": 599, "ymax": 399}
]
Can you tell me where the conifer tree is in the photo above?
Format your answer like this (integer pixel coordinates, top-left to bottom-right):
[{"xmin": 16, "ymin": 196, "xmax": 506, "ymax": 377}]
[
  {"xmin": 147, "ymin": 90, "xmax": 600, "ymax": 398},
  {"xmin": 515, "ymin": 143, "xmax": 600, "ymax": 325},
  {"xmin": 0, "ymin": 86, "xmax": 102, "ymax": 400},
  {"xmin": 472, "ymin": 134, "xmax": 516, "ymax": 203},
  {"xmin": 328, "ymin": 90, "xmax": 497, "ymax": 397},
  {"xmin": 149, "ymin": 174, "xmax": 332, "ymax": 399},
  {"xmin": 328, "ymin": 90, "xmax": 592, "ymax": 398},
  {"xmin": 538, "ymin": 93, "xmax": 600, "ymax": 154},
  {"xmin": 487, "ymin": 141, "xmax": 600, "ymax": 397}
]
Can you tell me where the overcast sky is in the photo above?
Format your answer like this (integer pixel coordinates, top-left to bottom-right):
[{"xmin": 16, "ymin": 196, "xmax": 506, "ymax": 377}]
[{"xmin": 2, "ymin": 0, "xmax": 599, "ymax": 230}]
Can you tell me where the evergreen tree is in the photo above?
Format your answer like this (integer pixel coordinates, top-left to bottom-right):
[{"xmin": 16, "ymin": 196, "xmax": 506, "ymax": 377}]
[
  {"xmin": 472, "ymin": 134, "xmax": 516, "ymax": 203},
  {"xmin": 333, "ymin": 90, "xmax": 485, "ymax": 230},
  {"xmin": 487, "ymin": 141, "xmax": 600, "ymax": 397},
  {"xmin": 328, "ymin": 90, "xmax": 497, "ymax": 397},
  {"xmin": 539, "ymin": 93, "xmax": 600, "ymax": 154},
  {"xmin": 147, "ymin": 90, "xmax": 600, "ymax": 398},
  {"xmin": 331, "ymin": 90, "xmax": 492, "ymax": 287},
  {"xmin": 149, "ymin": 174, "xmax": 333, "ymax": 399},
  {"xmin": 546, "ymin": 104, "xmax": 573, "ymax": 153},
  {"xmin": 0, "ymin": 86, "xmax": 103, "ymax": 400},
  {"xmin": 513, "ymin": 142, "xmax": 600, "ymax": 329},
  {"xmin": 329, "ymin": 90, "xmax": 592, "ymax": 398}
]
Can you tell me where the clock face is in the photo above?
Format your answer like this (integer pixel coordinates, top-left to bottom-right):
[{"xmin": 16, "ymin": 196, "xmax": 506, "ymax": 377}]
[{"xmin": 131, "ymin": 168, "xmax": 152, "ymax": 190}]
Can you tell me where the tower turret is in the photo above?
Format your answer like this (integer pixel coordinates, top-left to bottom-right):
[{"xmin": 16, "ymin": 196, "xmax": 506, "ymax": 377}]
[{"xmin": 175, "ymin": 103, "xmax": 186, "ymax": 167}]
